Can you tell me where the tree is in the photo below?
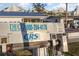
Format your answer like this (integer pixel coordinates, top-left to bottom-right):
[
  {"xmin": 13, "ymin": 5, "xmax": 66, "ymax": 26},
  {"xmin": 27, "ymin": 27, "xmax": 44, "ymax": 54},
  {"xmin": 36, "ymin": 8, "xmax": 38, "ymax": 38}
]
[{"xmin": 32, "ymin": 3, "xmax": 47, "ymax": 13}]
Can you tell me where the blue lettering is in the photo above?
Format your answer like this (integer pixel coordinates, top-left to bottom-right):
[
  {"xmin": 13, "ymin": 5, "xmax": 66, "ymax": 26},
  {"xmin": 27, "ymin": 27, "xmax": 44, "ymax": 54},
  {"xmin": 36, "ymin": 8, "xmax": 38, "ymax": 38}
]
[
  {"xmin": 10, "ymin": 24, "xmax": 47, "ymax": 31},
  {"xmin": 34, "ymin": 24, "xmax": 39, "ymax": 30},
  {"xmin": 10, "ymin": 24, "xmax": 17, "ymax": 31},
  {"xmin": 25, "ymin": 24, "xmax": 33, "ymax": 30},
  {"xmin": 23, "ymin": 33, "xmax": 39, "ymax": 41}
]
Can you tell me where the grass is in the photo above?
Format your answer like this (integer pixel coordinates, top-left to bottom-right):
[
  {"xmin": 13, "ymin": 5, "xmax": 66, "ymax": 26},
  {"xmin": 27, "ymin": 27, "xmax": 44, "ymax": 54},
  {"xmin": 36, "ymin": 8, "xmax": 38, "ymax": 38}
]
[
  {"xmin": 1, "ymin": 42, "xmax": 79, "ymax": 56},
  {"xmin": 68, "ymin": 42, "xmax": 79, "ymax": 56},
  {"xmin": 48, "ymin": 47, "xmax": 53, "ymax": 56},
  {"xmin": 63, "ymin": 52, "xmax": 74, "ymax": 56},
  {"xmin": 48, "ymin": 42, "xmax": 79, "ymax": 56},
  {"xmin": 15, "ymin": 50, "xmax": 33, "ymax": 56}
]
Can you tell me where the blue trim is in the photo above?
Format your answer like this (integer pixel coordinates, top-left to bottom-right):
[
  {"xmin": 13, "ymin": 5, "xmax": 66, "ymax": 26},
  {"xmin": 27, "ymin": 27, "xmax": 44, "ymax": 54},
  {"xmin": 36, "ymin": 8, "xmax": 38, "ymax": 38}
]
[{"xmin": 0, "ymin": 12, "xmax": 46, "ymax": 16}]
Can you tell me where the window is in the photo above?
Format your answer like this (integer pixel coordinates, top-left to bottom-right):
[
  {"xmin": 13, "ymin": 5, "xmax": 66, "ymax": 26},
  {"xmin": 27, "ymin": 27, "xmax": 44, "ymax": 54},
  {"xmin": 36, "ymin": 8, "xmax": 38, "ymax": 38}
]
[
  {"xmin": 23, "ymin": 18, "xmax": 41, "ymax": 22},
  {"xmin": 1, "ymin": 38, "xmax": 7, "ymax": 44},
  {"xmin": 23, "ymin": 18, "xmax": 31, "ymax": 22},
  {"xmin": 55, "ymin": 19, "xmax": 59, "ymax": 22},
  {"xmin": 74, "ymin": 17, "xmax": 79, "ymax": 20},
  {"xmin": 44, "ymin": 16, "xmax": 60, "ymax": 23},
  {"xmin": 31, "ymin": 19, "xmax": 40, "ymax": 22}
]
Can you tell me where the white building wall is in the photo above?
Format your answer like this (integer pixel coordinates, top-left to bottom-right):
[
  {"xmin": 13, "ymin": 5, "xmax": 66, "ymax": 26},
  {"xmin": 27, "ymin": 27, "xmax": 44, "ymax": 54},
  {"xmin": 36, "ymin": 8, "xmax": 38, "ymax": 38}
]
[
  {"xmin": 7, "ymin": 32, "xmax": 23, "ymax": 44},
  {"xmin": 68, "ymin": 32, "xmax": 79, "ymax": 43},
  {"xmin": 68, "ymin": 32, "xmax": 79, "ymax": 39},
  {"xmin": 0, "ymin": 18, "xmax": 22, "ymax": 23},
  {"xmin": 0, "ymin": 23, "xmax": 24, "ymax": 45}
]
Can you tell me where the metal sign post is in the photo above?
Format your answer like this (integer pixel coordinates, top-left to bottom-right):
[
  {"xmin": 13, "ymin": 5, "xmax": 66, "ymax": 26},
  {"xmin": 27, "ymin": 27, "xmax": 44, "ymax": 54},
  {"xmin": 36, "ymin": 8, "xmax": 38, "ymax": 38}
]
[
  {"xmin": 50, "ymin": 34, "xmax": 57, "ymax": 56},
  {"xmin": 50, "ymin": 34, "xmax": 64, "ymax": 56}
]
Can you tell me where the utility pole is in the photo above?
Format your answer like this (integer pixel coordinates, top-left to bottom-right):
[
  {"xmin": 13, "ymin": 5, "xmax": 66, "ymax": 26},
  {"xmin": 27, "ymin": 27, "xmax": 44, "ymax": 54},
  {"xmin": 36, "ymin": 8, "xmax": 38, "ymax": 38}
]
[
  {"xmin": 63, "ymin": 3, "xmax": 68, "ymax": 53},
  {"xmin": 65, "ymin": 3, "xmax": 68, "ymax": 28},
  {"xmin": 66, "ymin": 3, "xmax": 68, "ymax": 43}
]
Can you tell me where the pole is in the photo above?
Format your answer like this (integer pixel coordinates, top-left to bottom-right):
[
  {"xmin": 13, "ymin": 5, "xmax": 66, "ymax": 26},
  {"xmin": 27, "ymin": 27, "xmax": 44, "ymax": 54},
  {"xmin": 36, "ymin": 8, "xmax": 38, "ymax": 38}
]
[
  {"xmin": 52, "ymin": 34, "xmax": 57, "ymax": 56},
  {"xmin": 63, "ymin": 3, "xmax": 68, "ymax": 53},
  {"xmin": 50, "ymin": 34, "xmax": 57, "ymax": 56},
  {"xmin": 66, "ymin": 3, "xmax": 68, "ymax": 45},
  {"xmin": 65, "ymin": 3, "xmax": 68, "ymax": 28}
]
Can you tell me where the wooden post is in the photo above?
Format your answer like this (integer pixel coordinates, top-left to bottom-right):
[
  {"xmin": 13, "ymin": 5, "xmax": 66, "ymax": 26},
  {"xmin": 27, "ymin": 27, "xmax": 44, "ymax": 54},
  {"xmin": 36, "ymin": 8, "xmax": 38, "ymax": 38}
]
[
  {"xmin": 62, "ymin": 35, "xmax": 68, "ymax": 52},
  {"xmin": 2, "ymin": 44, "xmax": 6, "ymax": 53},
  {"xmin": 37, "ymin": 47, "xmax": 48, "ymax": 56}
]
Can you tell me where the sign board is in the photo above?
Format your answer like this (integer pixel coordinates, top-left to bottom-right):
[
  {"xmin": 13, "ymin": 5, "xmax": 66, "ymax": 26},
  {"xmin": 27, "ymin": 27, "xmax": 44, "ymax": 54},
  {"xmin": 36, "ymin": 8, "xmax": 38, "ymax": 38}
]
[
  {"xmin": 23, "ymin": 31, "xmax": 50, "ymax": 42},
  {"xmin": 9, "ymin": 23, "xmax": 47, "ymax": 32},
  {"xmin": 0, "ymin": 23, "xmax": 65, "ymax": 44}
]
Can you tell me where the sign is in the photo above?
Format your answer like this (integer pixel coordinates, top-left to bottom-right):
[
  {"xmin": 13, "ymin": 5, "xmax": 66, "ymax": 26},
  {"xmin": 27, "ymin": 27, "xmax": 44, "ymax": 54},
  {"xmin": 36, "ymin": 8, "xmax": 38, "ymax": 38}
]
[
  {"xmin": 23, "ymin": 33, "xmax": 39, "ymax": 41},
  {"xmin": 23, "ymin": 32, "xmax": 50, "ymax": 42},
  {"xmin": 10, "ymin": 23, "xmax": 47, "ymax": 31},
  {"xmin": 0, "ymin": 23, "xmax": 65, "ymax": 43},
  {"xmin": 9, "ymin": 23, "xmax": 65, "ymax": 34}
]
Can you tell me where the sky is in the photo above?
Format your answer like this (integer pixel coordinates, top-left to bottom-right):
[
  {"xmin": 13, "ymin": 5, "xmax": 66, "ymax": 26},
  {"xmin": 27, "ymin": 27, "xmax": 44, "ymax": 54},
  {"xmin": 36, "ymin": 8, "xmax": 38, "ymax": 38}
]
[{"xmin": 0, "ymin": 3, "xmax": 79, "ymax": 11}]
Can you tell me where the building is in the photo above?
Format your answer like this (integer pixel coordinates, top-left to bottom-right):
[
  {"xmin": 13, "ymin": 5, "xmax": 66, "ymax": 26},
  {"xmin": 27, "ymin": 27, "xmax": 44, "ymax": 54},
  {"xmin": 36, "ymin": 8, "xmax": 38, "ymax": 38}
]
[
  {"xmin": 0, "ymin": 4, "xmax": 66, "ymax": 56},
  {"xmin": 1, "ymin": 4, "xmax": 26, "ymax": 12}
]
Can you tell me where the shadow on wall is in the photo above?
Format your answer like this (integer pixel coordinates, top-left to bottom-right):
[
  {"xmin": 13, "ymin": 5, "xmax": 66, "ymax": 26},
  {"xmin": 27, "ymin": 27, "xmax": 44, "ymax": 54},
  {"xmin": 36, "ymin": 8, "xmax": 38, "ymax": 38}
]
[{"xmin": 20, "ymin": 23, "xmax": 29, "ymax": 48}]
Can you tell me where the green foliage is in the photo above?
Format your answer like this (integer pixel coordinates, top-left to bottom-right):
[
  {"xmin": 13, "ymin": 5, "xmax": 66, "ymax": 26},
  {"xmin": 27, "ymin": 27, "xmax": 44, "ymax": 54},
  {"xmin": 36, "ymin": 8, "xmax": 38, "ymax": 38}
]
[{"xmin": 32, "ymin": 3, "xmax": 47, "ymax": 13}]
